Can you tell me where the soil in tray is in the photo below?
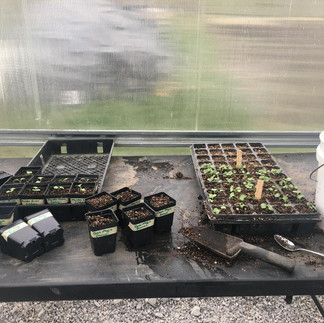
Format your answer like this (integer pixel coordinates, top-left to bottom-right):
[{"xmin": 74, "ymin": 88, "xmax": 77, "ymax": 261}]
[
  {"xmin": 87, "ymin": 194, "xmax": 115, "ymax": 208},
  {"xmin": 208, "ymin": 144, "xmax": 221, "ymax": 149},
  {"xmin": 1, "ymin": 187, "xmax": 21, "ymax": 197},
  {"xmin": 210, "ymin": 149, "xmax": 223, "ymax": 155},
  {"xmin": 197, "ymin": 156, "xmax": 210, "ymax": 162},
  {"xmin": 295, "ymin": 204, "xmax": 317, "ymax": 213},
  {"xmin": 147, "ymin": 194, "xmax": 173, "ymax": 208},
  {"xmin": 124, "ymin": 206, "xmax": 151, "ymax": 221},
  {"xmin": 195, "ymin": 149, "xmax": 208, "ymax": 155},
  {"xmin": 30, "ymin": 176, "xmax": 54, "ymax": 184},
  {"xmin": 23, "ymin": 186, "xmax": 47, "ymax": 195},
  {"xmin": 236, "ymin": 143, "xmax": 249, "ymax": 149},
  {"xmin": 116, "ymin": 190, "xmax": 138, "ymax": 203},
  {"xmin": 87, "ymin": 214, "xmax": 115, "ymax": 227},
  {"xmin": 70, "ymin": 185, "xmax": 94, "ymax": 195},
  {"xmin": 48, "ymin": 186, "xmax": 70, "ymax": 195},
  {"xmin": 253, "ymin": 148, "xmax": 268, "ymax": 154}
]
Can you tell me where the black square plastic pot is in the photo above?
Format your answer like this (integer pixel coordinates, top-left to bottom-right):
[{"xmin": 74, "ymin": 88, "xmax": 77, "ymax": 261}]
[
  {"xmin": 110, "ymin": 187, "xmax": 141, "ymax": 226},
  {"xmin": 0, "ymin": 219, "xmax": 44, "ymax": 262},
  {"xmin": 29, "ymin": 175, "xmax": 55, "ymax": 185},
  {"xmin": 15, "ymin": 166, "xmax": 42, "ymax": 177},
  {"xmin": 4, "ymin": 175, "xmax": 32, "ymax": 185},
  {"xmin": 75, "ymin": 174, "xmax": 99, "ymax": 184},
  {"xmin": 121, "ymin": 203, "xmax": 155, "ymax": 248},
  {"xmin": 144, "ymin": 192, "xmax": 176, "ymax": 233},
  {"xmin": 0, "ymin": 203, "xmax": 18, "ymax": 227},
  {"xmin": 69, "ymin": 182, "xmax": 97, "ymax": 204},
  {"xmin": 86, "ymin": 209, "xmax": 118, "ymax": 256},
  {"xmin": 45, "ymin": 183, "xmax": 71, "ymax": 204},
  {"xmin": 85, "ymin": 192, "xmax": 118, "ymax": 212},
  {"xmin": 0, "ymin": 171, "xmax": 11, "ymax": 186},
  {"xmin": 20, "ymin": 184, "xmax": 48, "ymax": 205},
  {"xmin": 0, "ymin": 184, "xmax": 24, "ymax": 204},
  {"xmin": 24, "ymin": 209, "xmax": 64, "ymax": 252},
  {"xmin": 52, "ymin": 175, "xmax": 76, "ymax": 184}
]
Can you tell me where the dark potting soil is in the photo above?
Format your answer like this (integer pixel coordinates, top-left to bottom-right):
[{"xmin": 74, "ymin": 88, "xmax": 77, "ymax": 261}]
[
  {"xmin": 149, "ymin": 194, "xmax": 173, "ymax": 208},
  {"xmin": 87, "ymin": 194, "xmax": 114, "ymax": 208},
  {"xmin": 2, "ymin": 188, "xmax": 20, "ymax": 196},
  {"xmin": 48, "ymin": 187, "xmax": 70, "ymax": 195},
  {"xmin": 71, "ymin": 186, "xmax": 94, "ymax": 195},
  {"xmin": 32, "ymin": 176, "xmax": 53, "ymax": 184},
  {"xmin": 125, "ymin": 207, "xmax": 151, "ymax": 221},
  {"xmin": 87, "ymin": 215, "xmax": 114, "ymax": 227},
  {"xmin": 78, "ymin": 177, "xmax": 97, "ymax": 183},
  {"xmin": 116, "ymin": 190, "xmax": 138, "ymax": 202},
  {"xmin": 195, "ymin": 150, "xmax": 208, "ymax": 155},
  {"xmin": 24, "ymin": 187, "xmax": 47, "ymax": 195}
]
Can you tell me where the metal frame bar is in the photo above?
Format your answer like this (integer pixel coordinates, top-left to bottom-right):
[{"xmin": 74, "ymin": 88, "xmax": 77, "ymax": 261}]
[{"xmin": 0, "ymin": 130, "xmax": 320, "ymax": 147}]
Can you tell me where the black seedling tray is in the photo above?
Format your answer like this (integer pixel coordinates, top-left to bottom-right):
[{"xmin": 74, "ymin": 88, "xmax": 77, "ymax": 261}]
[
  {"xmin": 15, "ymin": 139, "xmax": 114, "ymax": 221},
  {"xmin": 191, "ymin": 143, "xmax": 320, "ymax": 236}
]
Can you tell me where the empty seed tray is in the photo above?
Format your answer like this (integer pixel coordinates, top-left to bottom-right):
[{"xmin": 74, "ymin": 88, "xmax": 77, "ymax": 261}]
[
  {"xmin": 15, "ymin": 139, "xmax": 114, "ymax": 221},
  {"xmin": 191, "ymin": 143, "xmax": 320, "ymax": 236}
]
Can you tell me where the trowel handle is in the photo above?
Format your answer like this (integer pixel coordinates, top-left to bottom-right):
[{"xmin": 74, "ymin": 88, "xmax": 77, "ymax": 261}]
[{"xmin": 240, "ymin": 242, "xmax": 296, "ymax": 273}]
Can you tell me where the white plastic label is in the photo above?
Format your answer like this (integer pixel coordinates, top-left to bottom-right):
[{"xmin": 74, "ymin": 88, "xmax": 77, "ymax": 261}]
[
  {"xmin": 1, "ymin": 222, "xmax": 28, "ymax": 242},
  {"xmin": 0, "ymin": 213, "xmax": 14, "ymax": 226},
  {"xmin": 27, "ymin": 211, "xmax": 53, "ymax": 227},
  {"xmin": 156, "ymin": 206, "xmax": 175, "ymax": 218},
  {"xmin": 128, "ymin": 219, "xmax": 154, "ymax": 232},
  {"xmin": 90, "ymin": 226, "xmax": 117, "ymax": 238}
]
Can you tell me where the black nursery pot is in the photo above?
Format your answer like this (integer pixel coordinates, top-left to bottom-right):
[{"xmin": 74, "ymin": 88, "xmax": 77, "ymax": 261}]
[
  {"xmin": 24, "ymin": 209, "xmax": 64, "ymax": 252},
  {"xmin": 0, "ymin": 171, "xmax": 11, "ymax": 186},
  {"xmin": 14, "ymin": 166, "xmax": 42, "ymax": 177},
  {"xmin": 75, "ymin": 174, "xmax": 99, "ymax": 184},
  {"xmin": 86, "ymin": 209, "xmax": 118, "ymax": 256},
  {"xmin": 110, "ymin": 187, "xmax": 141, "ymax": 226},
  {"xmin": 69, "ymin": 182, "xmax": 97, "ymax": 204},
  {"xmin": 85, "ymin": 192, "xmax": 118, "ymax": 212},
  {"xmin": 144, "ymin": 192, "xmax": 176, "ymax": 233},
  {"xmin": 0, "ymin": 203, "xmax": 18, "ymax": 227},
  {"xmin": 0, "ymin": 184, "xmax": 24, "ymax": 204},
  {"xmin": 20, "ymin": 184, "xmax": 48, "ymax": 205},
  {"xmin": 45, "ymin": 183, "xmax": 71, "ymax": 204},
  {"xmin": 121, "ymin": 203, "xmax": 155, "ymax": 248},
  {"xmin": 0, "ymin": 219, "xmax": 44, "ymax": 262}
]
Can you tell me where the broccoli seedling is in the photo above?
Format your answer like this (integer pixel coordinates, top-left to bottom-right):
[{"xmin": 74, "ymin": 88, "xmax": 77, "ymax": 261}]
[
  {"xmin": 32, "ymin": 186, "xmax": 41, "ymax": 192},
  {"xmin": 213, "ymin": 206, "xmax": 227, "ymax": 215},
  {"xmin": 270, "ymin": 168, "xmax": 282, "ymax": 175},
  {"xmin": 5, "ymin": 187, "xmax": 16, "ymax": 194}
]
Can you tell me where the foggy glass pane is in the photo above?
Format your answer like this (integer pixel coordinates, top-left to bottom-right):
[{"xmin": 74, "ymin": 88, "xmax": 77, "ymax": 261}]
[{"xmin": 0, "ymin": 0, "xmax": 323, "ymax": 131}]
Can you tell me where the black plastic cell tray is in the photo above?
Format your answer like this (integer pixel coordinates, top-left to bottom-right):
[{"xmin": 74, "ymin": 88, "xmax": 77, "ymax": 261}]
[
  {"xmin": 16, "ymin": 139, "xmax": 114, "ymax": 221},
  {"xmin": 191, "ymin": 143, "xmax": 320, "ymax": 235}
]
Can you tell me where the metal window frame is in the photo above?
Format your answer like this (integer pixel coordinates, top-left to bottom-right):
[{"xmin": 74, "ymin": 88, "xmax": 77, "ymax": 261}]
[{"xmin": 0, "ymin": 130, "xmax": 321, "ymax": 147}]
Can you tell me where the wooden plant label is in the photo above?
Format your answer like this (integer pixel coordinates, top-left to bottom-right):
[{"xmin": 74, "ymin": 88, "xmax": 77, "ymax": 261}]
[
  {"xmin": 254, "ymin": 179, "xmax": 264, "ymax": 200},
  {"xmin": 236, "ymin": 149, "xmax": 243, "ymax": 168}
]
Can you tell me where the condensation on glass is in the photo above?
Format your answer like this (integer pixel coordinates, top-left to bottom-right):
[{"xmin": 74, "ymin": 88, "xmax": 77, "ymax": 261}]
[{"xmin": 0, "ymin": 0, "xmax": 323, "ymax": 131}]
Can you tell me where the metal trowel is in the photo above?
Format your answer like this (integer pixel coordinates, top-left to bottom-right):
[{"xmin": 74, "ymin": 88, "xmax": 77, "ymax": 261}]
[{"xmin": 181, "ymin": 226, "xmax": 296, "ymax": 273}]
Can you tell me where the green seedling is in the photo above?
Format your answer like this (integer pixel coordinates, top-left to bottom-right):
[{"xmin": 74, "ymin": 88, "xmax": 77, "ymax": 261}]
[
  {"xmin": 282, "ymin": 195, "xmax": 289, "ymax": 202},
  {"xmin": 26, "ymin": 171, "xmax": 33, "ymax": 175},
  {"xmin": 256, "ymin": 169, "xmax": 267, "ymax": 176},
  {"xmin": 5, "ymin": 187, "xmax": 16, "ymax": 194},
  {"xmin": 274, "ymin": 193, "xmax": 281, "ymax": 198},
  {"xmin": 229, "ymin": 192, "xmax": 235, "ymax": 199},
  {"xmin": 306, "ymin": 202, "xmax": 317, "ymax": 211},
  {"xmin": 270, "ymin": 168, "xmax": 282, "ymax": 175},
  {"xmin": 53, "ymin": 186, "xmax": 64, "ymax": 190},
  {"xmin": 32, "ymin": 186, "xmax": 41, "ymax": 192},
  {"xmin": 260, "ymin": 203, "xmax": 274, "ymax": 212},
  {"xmin": 226, "ymin": 178, "xmax": 233, "ymax": 183},
  {"xmin": 76, "ymin": 184, "xmax": 86, "ymax": 193},
  {"xmin": 58, "ymin": 177, "xmax": 70, "ymax": 183},
  {"xmin": 213, "ymin": 206, "xmax": 227, "ymax": 215},
  {"xmin": 239, "ymin": 194, "xmax": 246, "ymax": 201}
]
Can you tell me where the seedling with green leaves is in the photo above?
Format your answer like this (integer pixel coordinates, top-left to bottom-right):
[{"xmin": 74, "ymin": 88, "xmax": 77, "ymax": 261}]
[
  {"xmin": 260, "ymin": 203, "xmax": 274, "ymax": 212},
  {"xmin": 213, "ymin": 205, "xmax": 227, "ymax": 215},
  {"xmin": 5, "ymin": 187, "xmax": 16, "ymax": 194}
]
